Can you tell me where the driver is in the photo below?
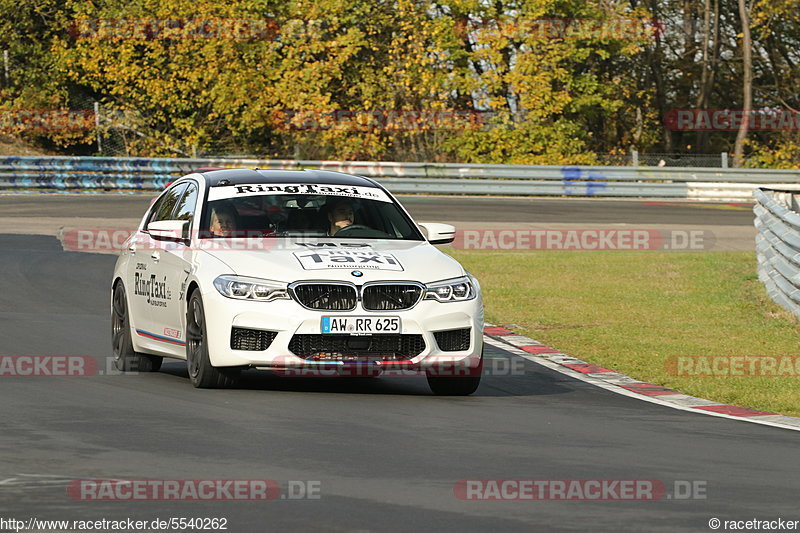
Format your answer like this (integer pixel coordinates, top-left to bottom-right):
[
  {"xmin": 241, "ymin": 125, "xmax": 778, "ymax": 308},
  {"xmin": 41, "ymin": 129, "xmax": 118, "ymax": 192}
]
[
  {"xmin": 209, "ymin": 202, "xmax": 238, "ymax": 237},
  {"xmin": 327, "ymin": 198, "xmax": 356, "ymax": 236}
]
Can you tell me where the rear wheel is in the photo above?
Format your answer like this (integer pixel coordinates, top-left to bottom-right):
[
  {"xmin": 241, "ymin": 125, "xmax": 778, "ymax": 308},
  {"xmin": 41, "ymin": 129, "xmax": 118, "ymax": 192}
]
[
  {"xmin": 426, "ymin": 350, "xmax": 483, "ymax": 396},
  {"xmin": 111, "ymin": 282, "xmax": 163, "ymax": 372},
  {"xmin": 186, "ymin": 291, "xmax": 240, "ymax": 388}
]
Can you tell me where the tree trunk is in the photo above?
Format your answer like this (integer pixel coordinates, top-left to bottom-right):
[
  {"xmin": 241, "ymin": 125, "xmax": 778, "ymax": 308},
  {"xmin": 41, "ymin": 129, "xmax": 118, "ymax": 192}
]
[
  {"xmin": 648, "ymin": 0, "xmax": 673, "ymax": 152},
  {"xmin": 694, "ymin": 0, "xmax": 712, "ymax": 152},
  {"xmin": 733, "ymin": 0, "xmax": 752, "ymax": 168}
]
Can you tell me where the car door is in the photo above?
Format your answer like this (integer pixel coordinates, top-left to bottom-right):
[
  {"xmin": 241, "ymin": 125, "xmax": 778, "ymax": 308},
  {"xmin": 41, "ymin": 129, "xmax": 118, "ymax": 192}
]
[
  {"xmin": 158, "ymin": 181, "xmax": 199, "ymax": 350},
  {"xmin": 127, "ymin": 183, "xmax": 187, "ymax": 355}
]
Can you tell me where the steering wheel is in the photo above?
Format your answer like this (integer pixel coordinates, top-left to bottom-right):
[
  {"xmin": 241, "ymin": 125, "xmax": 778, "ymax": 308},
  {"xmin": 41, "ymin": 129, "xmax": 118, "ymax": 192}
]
[
  {"xmin": 334, "ymin": 224, "xmax": 392, "ymax": 238},
  {"xmin": 335, "ymin": 224, "xmax": 372, "ymax": 234}
]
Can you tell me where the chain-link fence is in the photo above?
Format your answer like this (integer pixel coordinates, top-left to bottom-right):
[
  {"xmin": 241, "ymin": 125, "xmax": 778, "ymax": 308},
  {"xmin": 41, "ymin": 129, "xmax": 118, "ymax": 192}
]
[
  {"xmin": 597, "ymin": 151, "xmax": 740, "ymax": 168},
  {"xmin": 94, "ymin": 101, "xmax": 198, "ymax": 157},
  {"xmin": 636, "ymin": 152, "xmax": 733, "ymax": 168}
]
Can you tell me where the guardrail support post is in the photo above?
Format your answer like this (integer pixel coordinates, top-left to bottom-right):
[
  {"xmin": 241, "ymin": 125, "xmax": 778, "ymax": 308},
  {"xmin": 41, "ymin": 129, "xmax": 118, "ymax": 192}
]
[
  {"xmin": 721, "ymin": 152, "xmax": 728, "ymax": 168},
  {"xmin": 94, "ymin": 102, "xmax": 103, "ymax": 155}
]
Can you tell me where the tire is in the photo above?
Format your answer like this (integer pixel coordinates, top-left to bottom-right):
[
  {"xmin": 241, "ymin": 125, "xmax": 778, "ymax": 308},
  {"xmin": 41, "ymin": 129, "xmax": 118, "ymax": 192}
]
[
  {"xmin": 186, "ymin": 291, "xmax": 240, "ymax": 388},
  {"xmin": 111, "ymin": 282, "xmax": 163, "ymax": 372},
  {"xmin": 426, "ymin": 351, "xmax": 483, "ymax": 396}
]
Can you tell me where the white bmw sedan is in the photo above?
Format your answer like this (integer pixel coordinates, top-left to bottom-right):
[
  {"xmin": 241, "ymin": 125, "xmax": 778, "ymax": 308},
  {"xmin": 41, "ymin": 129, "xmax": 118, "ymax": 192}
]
[{"xmin": 111, "ymin": 169, "xmax": 484, "ymax": 394}]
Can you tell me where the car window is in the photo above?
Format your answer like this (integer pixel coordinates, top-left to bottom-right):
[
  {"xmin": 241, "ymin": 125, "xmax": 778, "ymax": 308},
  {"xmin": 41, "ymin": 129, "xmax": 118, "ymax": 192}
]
[
  {"xmin": 173, "ymin": 183, "xmax": 198, "ymax": 222},
  {"xmin": 150, "ymin": 184, "xmax": 188, "ymax": 225},
  {"xmin": 202, "ymin": 185, "xmax": 424, "ymax": 240}
]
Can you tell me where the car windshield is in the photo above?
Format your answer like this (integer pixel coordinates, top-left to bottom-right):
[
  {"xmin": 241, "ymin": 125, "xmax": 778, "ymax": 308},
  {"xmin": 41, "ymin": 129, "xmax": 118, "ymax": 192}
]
[{"xmin": 202, "ymin": 184, "xmax": 424, "ymax": 240}]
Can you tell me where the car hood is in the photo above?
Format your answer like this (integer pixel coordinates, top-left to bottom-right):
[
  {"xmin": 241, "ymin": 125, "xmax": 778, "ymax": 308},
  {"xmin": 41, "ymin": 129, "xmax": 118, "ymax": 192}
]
[{"xmin": 202, "ymin": 239, "xmax": 466, "ymax": 284}]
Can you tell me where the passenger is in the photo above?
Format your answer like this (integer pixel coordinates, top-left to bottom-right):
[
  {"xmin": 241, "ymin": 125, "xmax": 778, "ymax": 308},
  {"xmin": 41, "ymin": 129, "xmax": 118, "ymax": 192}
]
[{"xmin": 209, "ymin": 202, "xmax": 238, "ymax": 237}]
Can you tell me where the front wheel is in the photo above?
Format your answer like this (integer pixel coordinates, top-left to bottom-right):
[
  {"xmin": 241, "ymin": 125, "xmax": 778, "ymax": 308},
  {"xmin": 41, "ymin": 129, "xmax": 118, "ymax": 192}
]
[
  {"xmin": 111, "ymin": 282, "xmax": 162, "ymax": 372},
  {"xmin": 426, "ymin": 351, "xmax": 483, "ymax": 396},
  {"xmin": 186, "ymin": 291, "xmax": 240, "ymax": 388}
]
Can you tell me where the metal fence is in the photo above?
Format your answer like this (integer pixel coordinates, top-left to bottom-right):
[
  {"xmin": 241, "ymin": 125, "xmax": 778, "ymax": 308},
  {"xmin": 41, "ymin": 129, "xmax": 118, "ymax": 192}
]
[
  {"xmin": 2, "ymin": 155, "xmax": 800, "ymax": 200},
  {"xmin": 599, "ymin": 152, "xmax": 735, "ymax": 168},
  {"xmin": 755, "ymin": 188, "xmax": 800, "ymax": 317}
]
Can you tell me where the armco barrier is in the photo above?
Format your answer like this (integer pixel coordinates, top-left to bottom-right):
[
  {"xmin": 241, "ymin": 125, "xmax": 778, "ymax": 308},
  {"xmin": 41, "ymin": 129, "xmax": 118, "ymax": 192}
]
[
  {"xmin": 754, "ymin": 188, "xmax": 800, "ymax": 317},
  {"xmin": 1, "ymin": 156, "xmax": 800, "ymax": 199}
]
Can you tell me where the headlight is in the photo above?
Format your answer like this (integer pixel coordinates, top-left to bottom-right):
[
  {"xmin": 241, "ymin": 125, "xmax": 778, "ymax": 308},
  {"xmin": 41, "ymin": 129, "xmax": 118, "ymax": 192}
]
[
  {"xmin": 213, "ymin": 275, "xmax": 289, "ymax": 301},
  {"xmin": 424, "ymin": 275, "xmax": 477, "ymax": 302}
]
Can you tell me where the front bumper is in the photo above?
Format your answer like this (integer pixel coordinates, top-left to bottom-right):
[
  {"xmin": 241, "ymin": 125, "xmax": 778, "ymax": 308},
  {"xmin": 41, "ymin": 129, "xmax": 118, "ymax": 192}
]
[{"xmin": 200, "ymin": 285, "xmax": 484, "ymax": 370}]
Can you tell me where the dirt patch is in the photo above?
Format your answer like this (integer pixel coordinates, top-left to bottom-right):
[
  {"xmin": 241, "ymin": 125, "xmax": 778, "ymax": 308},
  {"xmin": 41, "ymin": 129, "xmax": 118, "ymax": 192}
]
[{"xmin": 0, "ymin": 135, "xmax": 51, "ymax": 156}]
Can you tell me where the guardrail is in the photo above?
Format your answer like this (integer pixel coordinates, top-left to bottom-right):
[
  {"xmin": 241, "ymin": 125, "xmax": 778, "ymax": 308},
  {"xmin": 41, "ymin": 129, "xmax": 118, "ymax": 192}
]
[
  {"xmin": 755, "ymin": 188, "xmax": 800, "ymax": 317},
  {"xmin": 2, "ymin": 155, "xmax": 800, "ymax": 199}
]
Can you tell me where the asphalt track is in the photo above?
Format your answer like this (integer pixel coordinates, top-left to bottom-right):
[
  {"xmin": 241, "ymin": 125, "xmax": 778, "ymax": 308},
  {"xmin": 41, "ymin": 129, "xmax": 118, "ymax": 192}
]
[
  {"xmin": 0, "ymin": 194, "xmax": 755, "ymax": 225},
  {"xmin": 1, "ymin": 233, "xmax": 798, "ymax": 533}
]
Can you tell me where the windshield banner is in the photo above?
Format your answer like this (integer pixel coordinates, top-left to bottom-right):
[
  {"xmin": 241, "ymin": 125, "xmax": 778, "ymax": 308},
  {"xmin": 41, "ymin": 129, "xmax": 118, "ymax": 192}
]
[{"xmin": 207, "ymin": 183, "xmax": 392, "ymax": 203}]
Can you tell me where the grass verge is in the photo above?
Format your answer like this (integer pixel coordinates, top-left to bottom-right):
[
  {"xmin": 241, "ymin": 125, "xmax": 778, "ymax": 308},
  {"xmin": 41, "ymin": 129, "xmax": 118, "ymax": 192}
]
[{"xmin": 448, "ymin": 250, "xmax": 800, "ymax": 417}]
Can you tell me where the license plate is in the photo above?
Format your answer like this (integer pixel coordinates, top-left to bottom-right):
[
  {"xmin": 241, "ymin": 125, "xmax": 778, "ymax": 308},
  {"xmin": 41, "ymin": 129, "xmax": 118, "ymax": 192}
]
[{"xmin": 321, "ymin": 316, "xmax": 401, "ymax": 335}]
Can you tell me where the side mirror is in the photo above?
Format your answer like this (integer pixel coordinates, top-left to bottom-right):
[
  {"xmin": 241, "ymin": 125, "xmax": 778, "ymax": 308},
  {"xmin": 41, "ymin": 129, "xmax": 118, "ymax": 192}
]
[
  {"xmin": 147, "ymin": 220, "xmax": 188, "ymax": 241},
  {"xmin": 419, "ymin": 222, "xmax": 456, "ymax": 245}
]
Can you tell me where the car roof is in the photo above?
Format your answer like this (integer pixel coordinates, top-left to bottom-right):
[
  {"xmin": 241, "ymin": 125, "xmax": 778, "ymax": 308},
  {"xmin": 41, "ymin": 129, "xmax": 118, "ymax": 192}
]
[{"xmin": 199, "ymin": 168, "xmax": 379, "ymax": 188}]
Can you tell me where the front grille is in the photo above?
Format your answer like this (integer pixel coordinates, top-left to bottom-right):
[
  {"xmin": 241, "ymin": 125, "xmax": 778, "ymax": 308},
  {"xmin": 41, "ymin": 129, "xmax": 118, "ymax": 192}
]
[
  {"xmin": 362, "ymin": 284, "xmax": 423, "ymax": 310},
  {"xmin": 231, "ymin": 328, "xmax": 278, "ymax": 351},
  {"xmin": 433, "ymin": 328, "xmax": 471, "ymax": 351},
  {"xmin": 288, "ymin": 334, "xmax": 425, "ymax": 360},
  {"xmin": 292, "ymin": 283, "xmax": 357, "ymax": 310}
]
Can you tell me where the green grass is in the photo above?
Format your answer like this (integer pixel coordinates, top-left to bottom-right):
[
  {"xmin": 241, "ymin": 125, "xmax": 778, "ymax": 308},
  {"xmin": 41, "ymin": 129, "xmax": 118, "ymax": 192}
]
[{"xmin": 447, "ymin": 250, "xmax": 800, "ymax": 417}]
